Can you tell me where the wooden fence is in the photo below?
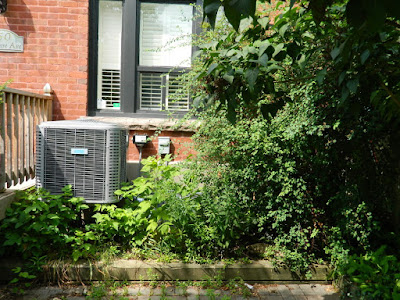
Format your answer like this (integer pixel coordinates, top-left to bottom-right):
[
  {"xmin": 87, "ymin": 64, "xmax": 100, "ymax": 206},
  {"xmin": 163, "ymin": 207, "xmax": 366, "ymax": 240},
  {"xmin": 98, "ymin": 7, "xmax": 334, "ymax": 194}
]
[{"xmin": 0, "ymin": 87, "xmax": 52, "ymax": 191}]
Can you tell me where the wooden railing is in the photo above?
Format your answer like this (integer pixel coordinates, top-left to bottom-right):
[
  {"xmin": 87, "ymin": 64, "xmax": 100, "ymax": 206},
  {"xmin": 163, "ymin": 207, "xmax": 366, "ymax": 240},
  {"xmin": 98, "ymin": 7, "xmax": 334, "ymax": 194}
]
[{"xmin": 0, "ymin": 86, "xmax": 53, "ymax": 191}]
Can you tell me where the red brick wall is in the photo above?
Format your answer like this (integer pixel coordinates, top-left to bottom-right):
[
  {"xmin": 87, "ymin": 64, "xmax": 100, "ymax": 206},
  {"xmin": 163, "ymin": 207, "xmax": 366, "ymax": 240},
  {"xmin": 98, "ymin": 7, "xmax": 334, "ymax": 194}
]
[
  {"xmin": 0, "ymin": 0, "xmax": 89, "ymax": 120},
  {"xmin": 128, "ymin": 130, "xmax": 195, "ymax": 161}
]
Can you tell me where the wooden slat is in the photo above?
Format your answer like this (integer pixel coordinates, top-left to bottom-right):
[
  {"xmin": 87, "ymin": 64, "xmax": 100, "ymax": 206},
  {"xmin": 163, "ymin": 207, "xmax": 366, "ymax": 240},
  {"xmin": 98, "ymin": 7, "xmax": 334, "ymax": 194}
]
[
  {"xmin": 41, "ymin": 98, "xmax": 45, "ymax": 123},
  {"xmin": 31, "ymin": 97, "xmax": 39, "ymax": 178},
  {"xmin": 0, "ymin": 92, "xmax": 5, "ymax": 191},
  {"xmin": 19, "ymin": 95, "xmax": 25, "ymax": 183},
  {"xmin": 6, "ymin": 93, "xmax": 12, "ymax": 187},
  {"xmin": 12, "ymin": 94, "xmax": 18, "ymax": 185},
  {"xmin": 24, "ymin": 96, "xmax": 29, "ymax": 179},
  {"xmin": 29, "ymin": 97, "xmax": 34, "ymax": 179},
  {"xmin": 13, "ymin": 94, "xmax": 20, "ymax": 185},
  {"xmin": 47, "ymin": 97, "xmax": 53, "ymax": 120}
]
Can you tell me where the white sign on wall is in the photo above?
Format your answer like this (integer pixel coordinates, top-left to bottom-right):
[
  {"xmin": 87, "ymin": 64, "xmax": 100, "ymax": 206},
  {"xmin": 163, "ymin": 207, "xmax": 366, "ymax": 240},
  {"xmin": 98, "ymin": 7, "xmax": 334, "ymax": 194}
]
[{"xmin": 0, "ymin": 29, "xmax": 24, "ymax": 52}]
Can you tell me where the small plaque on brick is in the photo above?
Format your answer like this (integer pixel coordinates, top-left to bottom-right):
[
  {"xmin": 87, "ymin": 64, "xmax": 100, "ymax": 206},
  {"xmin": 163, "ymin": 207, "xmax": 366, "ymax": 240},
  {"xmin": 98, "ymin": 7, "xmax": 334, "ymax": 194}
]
[{"xmin": 0, "ymin": 29, "xmax": 23, "ymax": 52}]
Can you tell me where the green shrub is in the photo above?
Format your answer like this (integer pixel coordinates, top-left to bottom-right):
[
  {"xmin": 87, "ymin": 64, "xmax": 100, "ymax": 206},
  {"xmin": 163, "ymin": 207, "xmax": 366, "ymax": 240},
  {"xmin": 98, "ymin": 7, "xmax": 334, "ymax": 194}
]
[
  {"xmin": 97, "ymin": 154, "xmax": 192, "ymax": 249},
  {"xmin": 0, "ymin": 186, "xmax": 89, "ymax": 260},
  {"xmin": 171, "ymin": 77, "xmax": 397, "ymax": 272},
  {"xmin": 338, "ymin": 246, "xmax": 400, "ymax": 299}
]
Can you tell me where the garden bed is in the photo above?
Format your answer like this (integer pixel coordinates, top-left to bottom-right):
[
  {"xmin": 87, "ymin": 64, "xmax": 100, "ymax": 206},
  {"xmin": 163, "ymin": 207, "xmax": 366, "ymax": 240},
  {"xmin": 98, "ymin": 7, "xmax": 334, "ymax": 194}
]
[{"xmin": 0, "ymin": 259, "xmax": 332, "ymax": 283}]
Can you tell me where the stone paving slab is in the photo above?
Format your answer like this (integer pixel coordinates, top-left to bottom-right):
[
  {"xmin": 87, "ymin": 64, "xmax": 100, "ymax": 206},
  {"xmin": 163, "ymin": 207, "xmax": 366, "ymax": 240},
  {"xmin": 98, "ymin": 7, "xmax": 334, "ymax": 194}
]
[{"xmin": 0, "ymin": 283, "xmax": 341, "ymax": 300}]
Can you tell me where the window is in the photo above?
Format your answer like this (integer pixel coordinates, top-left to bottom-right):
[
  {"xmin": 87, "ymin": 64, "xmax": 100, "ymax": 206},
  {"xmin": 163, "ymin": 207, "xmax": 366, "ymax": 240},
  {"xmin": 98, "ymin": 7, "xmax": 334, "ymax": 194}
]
[
  {"xmin": 90, "ymin": 0, "xmax": 198, "ymax": 116},
  {"xmin": 96, "ymin": 0, "xmax": 122, "ymax": 110}
]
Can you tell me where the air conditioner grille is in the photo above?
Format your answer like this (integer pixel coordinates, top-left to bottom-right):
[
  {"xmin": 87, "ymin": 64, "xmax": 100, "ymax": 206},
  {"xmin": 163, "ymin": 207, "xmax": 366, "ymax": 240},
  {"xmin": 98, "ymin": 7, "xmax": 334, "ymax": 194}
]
[{"xmin": 36, "ymin": 120, "xmax": 127, "ymax": 203}]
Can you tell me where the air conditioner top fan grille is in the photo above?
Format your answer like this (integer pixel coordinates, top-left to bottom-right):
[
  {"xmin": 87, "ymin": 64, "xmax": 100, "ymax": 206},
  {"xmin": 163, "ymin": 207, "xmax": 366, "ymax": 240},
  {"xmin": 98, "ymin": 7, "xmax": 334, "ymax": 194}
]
[{"xmin": 38, "ymin": 120, "xmax": 127, "ymax": 130}]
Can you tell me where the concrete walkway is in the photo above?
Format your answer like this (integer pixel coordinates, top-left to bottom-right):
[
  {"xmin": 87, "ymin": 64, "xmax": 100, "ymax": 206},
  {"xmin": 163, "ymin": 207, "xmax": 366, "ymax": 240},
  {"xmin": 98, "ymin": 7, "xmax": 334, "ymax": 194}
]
[{"xmin": 1, "ymin": 283, "xmax": 341, "ymax": 300}]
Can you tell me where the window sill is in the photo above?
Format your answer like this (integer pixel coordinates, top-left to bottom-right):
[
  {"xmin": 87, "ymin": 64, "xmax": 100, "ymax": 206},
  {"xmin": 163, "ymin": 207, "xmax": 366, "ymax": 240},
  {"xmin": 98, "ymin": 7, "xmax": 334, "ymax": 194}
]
[{"xmin": 79, "ymin": 116, "xmax": 198, "ymax": 132}]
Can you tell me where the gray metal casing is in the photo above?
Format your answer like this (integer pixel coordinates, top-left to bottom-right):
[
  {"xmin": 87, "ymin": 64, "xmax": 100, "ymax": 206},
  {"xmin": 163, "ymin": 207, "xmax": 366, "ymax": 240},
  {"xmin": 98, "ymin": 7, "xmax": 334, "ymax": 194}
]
[{"xmin": 36, "ymin": 120, "xmax": 127, "ymax": 203}]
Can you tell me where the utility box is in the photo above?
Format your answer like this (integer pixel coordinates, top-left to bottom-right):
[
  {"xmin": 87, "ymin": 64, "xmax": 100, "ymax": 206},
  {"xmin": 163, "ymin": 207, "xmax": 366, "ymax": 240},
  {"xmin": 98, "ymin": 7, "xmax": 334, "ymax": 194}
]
[{"xmin": 158, "ymin": 137, "xmax": 170, "ymax": 155}]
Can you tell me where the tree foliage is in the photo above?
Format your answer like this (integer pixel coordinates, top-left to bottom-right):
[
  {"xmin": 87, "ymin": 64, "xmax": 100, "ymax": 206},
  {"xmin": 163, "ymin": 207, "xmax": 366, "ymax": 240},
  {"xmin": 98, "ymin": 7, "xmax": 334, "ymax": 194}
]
[
  {"xmin": 204, "ymin": 0, "xmax": 400, "ymax": 33},
  {"xmin": 200, "ymin": 0, "xmax": 400, "ymax": 124},
  {"xmin": 192, "ymin": 0, "xmax": 400, "ymax": 270}
]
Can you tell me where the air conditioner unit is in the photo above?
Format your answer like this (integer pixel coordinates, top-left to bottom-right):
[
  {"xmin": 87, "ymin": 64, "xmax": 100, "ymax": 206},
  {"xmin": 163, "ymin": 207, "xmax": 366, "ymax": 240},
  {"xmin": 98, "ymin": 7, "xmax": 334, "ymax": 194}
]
[{"xmin": 36, "ymin": 120, "xmax": 128, "ymax": 204}]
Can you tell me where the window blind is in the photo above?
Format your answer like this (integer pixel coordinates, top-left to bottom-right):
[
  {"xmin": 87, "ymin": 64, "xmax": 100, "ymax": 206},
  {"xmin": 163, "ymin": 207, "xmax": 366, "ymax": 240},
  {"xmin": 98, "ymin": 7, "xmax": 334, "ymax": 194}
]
[
  {"xmin": 97, "ymin": 1, "xmax": 122, "ymax": 109},
  {"xmin": 139, "ymin": 3, "xmax": 193, "ymax": 68},
  {"xmin": 140, "ymin": 73, "xmax": 190, "ymax": 111},
  {"xmin": 101, "ymin": 69, "xmax": 121, "ymax": 109},
  {"xmin": 166, "ymin": 74, "xmax": 190, "ymax": 111},
  {"xmin": 139, "ymin": 73, "xmax": 163, "ymax": 110}
]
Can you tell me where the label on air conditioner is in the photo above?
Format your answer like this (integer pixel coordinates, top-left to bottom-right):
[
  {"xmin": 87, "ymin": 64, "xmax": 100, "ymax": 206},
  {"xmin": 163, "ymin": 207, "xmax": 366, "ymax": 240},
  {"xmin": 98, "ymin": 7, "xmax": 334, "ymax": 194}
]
[{"xmin": 71, "ymin": 148, "xmax": 88, "ymax": 155}]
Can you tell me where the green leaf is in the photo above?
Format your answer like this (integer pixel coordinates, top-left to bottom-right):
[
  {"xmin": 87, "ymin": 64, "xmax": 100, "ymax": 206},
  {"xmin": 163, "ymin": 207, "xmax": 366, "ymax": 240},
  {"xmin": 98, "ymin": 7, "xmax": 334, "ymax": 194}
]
[
  {"xmin": 341, "ymin": 86, "xmax": 350, "ymax": 102},
  {"xmin": 346, "ymin": 78, "xmax": 359, "ymax": 94},
  {"xmin": 360, "ymin": 49, "xmax": 370, "ymax": 65},
  {"xmin": 85, "ymin": 231, "xmax": 96, "ymax": 240},
  {"xmin": 338, "ymin": 71, "xmax": 346, "ymax": 85},
  {"xmin": 279, "ymin": 23, "xmax": 289, "ymax": 38},
  {"xmin": 19, "ymin": 272, "xmax": 36, "ymax": 279},
  {"xmin": 227, "ymin": 102, "xmax": 237, "ymax": 124},
  {"xmin": 83, "ymin": 243, "xmax": 91, "ymax": 251},
  {"xmin": 225, "ymin": 0, "xmax": 257, "ymax": 21},
  {"xmin": 310, "ymin": 228, "xmax": 319, "ymax": 238},
  {"xmin": 297, "ymin": 54, "xmax": 306, "ymax": 69},
  {"xmin": 226, "ymin": 49, "xmax": 236, "ymax": 57},
  {"xmin": 258, "ymin": 53, "xmax": 269, "ymax": 67},
  {"xmin": 266, "ymin": 64, "xmax": 284, "ymax": 72},
  {"xmin": 9, "ymin": 278, "xmax": 19, "ymax": 284},
  {"xmin": 199, "ymin": 41, "xmax": 219, "ymax": 50},
  {"xmin": 223, "ymin": 74, "xmax": 234, "ymax": 84},
  {"xmin": 193, "ymin": 96, "xmax": 203, "ymax": 108},
  {"xmin": 158, "ymin": 222, "xmax": 172, "ymax": 235},
  {"xmin": 203, "ymin": 0, "xmax": 221, "ymax": 29},
  {"xmin": 257, "ymin": 16, "xmax": 269, "ymax": 29},
  {"xmin": 331, "ymin": 47, "xmax": 341, "ymax": 60},
  {"xmin": 137, "ymin": 201, "xmax": 152, "ymax": 213},
  {"xmin": 273, "ymin": 43, "xmax": 285, "ymax": 57},
  {"xmin": 289, "ymin": 0, "xmax": 296, "ymax": 9},
  {"xmin": 245, "ymin": 68, "xmax": 259, "ymax": 90},
  {"xmin": 258, "ymin": 40, "xmax": 271, "ymax": 57},
  {"xmin": 316, "ymin": 68, "xmax": 327, "ymax": 85},
  {"xmin": 72, "ymin": 250, "xmax": 82, "ymax": 262},
  {"xmin": 112, "ymin": 221, "xmax": 119, "ymax": 231},
  {"xmin": 350, "ymin": 277, "xmax": 364, "ymax": 284},
  {"xmin": 224, "ymin": 2, "xmax": 242, "ymax": 31},
  {"xmin": 207, "ymin": 63, "xmax": 218, "ymax": 75},
  {"xmin": 47, "ymin": 214, "xmax": 59, "ymax": 220},
  {"xmin": 146, "ymin": 220, "xmax": 158, "ymax": 232}
]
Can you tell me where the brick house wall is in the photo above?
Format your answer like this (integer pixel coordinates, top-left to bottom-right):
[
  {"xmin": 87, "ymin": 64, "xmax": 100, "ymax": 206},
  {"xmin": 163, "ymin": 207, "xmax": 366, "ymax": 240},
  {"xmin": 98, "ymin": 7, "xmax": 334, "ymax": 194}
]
[
  {"xmin": 0, "ymin": 0, "xmax": 89, "ymax": 121},
  {"xmin": 0, "ymin": 0, "xmax": 195, "ymax": 176}
]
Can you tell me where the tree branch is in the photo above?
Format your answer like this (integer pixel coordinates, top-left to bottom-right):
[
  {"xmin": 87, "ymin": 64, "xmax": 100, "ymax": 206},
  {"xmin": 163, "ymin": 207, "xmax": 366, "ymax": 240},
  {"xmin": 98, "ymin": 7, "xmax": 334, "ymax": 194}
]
[
  {"xmin": 386, "ymin": 19, "xmax": 400, "ymax": 30},
  {"xmin": 380, "ymin": 81, "xmax": 400, "ymax": 108}
]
